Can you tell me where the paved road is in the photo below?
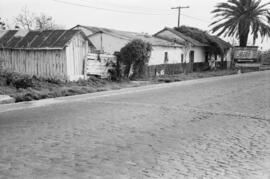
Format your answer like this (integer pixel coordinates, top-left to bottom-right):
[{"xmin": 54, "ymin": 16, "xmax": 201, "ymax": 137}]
[{"xmin": 0, "ymin": 71, "xmax": 270, "ymax": 179}]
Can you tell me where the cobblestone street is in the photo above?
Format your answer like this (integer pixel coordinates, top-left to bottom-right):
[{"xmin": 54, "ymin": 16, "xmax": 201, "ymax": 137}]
[{"xmin": 0, "ymin": 71, "xmax": 270, "ymax": 179}]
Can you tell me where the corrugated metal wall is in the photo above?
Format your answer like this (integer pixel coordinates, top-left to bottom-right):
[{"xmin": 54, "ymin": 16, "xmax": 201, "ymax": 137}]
[{"xmin": 0, "ymin": 49, "xmax": 67, "ymax": 79}]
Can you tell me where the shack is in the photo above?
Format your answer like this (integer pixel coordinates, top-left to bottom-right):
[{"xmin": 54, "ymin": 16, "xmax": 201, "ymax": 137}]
[{"xmin": 0, "ymin": 30, "xmax": 94, "ymax": 81}]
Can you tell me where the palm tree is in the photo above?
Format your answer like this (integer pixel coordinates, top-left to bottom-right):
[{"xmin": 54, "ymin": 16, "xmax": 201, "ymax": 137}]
[{"xmin": 210, "ymin": 0, "xmax": 270, "ymax": 47}]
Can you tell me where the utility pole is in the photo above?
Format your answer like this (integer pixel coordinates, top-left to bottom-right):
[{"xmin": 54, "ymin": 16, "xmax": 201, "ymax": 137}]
[{"xmin": 171, "ymin": 5, "xmax": 190, "ymax": 27}]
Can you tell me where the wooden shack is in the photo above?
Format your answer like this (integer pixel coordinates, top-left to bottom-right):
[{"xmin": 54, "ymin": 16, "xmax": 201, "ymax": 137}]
[{"xmin": 0, "ymin": 30, "xmax": 94, "ymax": 81}]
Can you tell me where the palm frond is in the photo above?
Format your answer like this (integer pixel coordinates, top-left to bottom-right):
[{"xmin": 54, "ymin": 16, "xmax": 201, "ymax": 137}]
[{"xmin": 210, "ymin": 0, "xmax": 270, "ymax": 46}]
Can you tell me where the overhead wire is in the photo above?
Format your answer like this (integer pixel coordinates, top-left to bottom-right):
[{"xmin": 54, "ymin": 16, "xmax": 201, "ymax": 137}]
[{"xmin": 52, "ymin": 0, "xmax": 211, "ymax": 24}]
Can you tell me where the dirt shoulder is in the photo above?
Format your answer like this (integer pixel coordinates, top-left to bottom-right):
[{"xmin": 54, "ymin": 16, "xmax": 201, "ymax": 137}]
[
  {"xmin": 0, "ymin": 72, "xmax": 145, "ymax": 103},
  {"xmin": 0, "ymin": 69, "xmax": 263, "ymax": 103}
]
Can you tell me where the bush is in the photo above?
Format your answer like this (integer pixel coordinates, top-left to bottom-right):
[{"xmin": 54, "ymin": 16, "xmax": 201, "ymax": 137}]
[
  {"xmin": 119, "ymin": 39, "xmax": 152, "ymax": 79},
  {"xmin": 44, "ymin": 77, "xmax": 63, "ymax": 84},
  {"xmin": 2, "ymin": 72, "xmax": 34, "ymax": 89}
]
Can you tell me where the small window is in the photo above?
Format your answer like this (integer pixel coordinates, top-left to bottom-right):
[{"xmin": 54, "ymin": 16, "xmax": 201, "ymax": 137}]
[{"xmin": 164, "ymin": 52, "xmax": 169, "ymax": 63}]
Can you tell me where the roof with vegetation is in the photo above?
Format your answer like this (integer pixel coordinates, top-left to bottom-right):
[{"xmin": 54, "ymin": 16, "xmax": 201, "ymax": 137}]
[
  {"xmin": 0, "ymin": 30, "xmax": 91, "ymax": 50},
  {"xmin": 154, "ymin": 27, "xmax": 208, "ymax": 47},
  {"xmin": 174, "ymin": 26, "xmax": 232, "ymax": 54}
]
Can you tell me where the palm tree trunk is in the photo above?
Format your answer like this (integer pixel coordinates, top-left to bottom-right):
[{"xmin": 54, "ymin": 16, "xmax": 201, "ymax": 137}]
[{"xmin": 239, "ymin": 22, "xmax": 250, "ymax": 47}]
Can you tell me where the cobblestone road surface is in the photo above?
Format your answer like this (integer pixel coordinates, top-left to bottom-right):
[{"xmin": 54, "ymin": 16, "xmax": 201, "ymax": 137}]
[{"xmin": 0, "ymin": 71, "xmax": 270, "ymax": 179}]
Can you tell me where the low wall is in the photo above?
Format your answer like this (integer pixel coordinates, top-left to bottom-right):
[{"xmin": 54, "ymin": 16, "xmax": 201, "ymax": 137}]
[
  {"xmin": 261, "ymin": 52, "xmax": 270, "ymax": 65},
  {"xmin": 148, "ymin": 62, "xmax": 209, "ymax": 77}
]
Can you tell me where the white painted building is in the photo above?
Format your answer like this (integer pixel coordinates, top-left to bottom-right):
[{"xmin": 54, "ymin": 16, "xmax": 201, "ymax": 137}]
[
  {"xmin": 72, "ymin": 25, "xmax": 184, "ymax": 65},
  {"xmin": 154, "ymin": 27, "xmax": 208, "ymax": 64},
  {"xmin": 155, "ymin": 27, "xmax": 233, "ymax": 69}
]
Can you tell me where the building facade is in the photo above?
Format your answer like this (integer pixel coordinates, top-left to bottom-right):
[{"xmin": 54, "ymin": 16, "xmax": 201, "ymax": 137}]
[{"xmin": 72, "ymin": 25, "xmax": 184, "ymax": 66}]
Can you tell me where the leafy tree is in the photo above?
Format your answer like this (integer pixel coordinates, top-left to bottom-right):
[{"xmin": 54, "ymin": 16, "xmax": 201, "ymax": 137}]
[
  {"xmin": 210, "ymin": 0, "xmax": 270, "ymax": 47},
  {"xmin": 119, "ymin": 39, "xmax": 152, "ymax": 79}
]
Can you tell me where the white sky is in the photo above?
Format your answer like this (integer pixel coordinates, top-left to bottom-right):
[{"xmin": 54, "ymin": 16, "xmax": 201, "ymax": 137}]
[{"xmin": 0, "ymin": 0, "xmax": 269, "ymax": 50}]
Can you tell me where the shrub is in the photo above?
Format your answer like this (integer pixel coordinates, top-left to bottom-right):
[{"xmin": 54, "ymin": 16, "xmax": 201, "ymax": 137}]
[
  {"xmin": 1, "ymin": 72, "xmax": 34, "ymax": 89},
  {"xmin": 45, "ymin": 77, "xmax": 63, "ymax": 84},
  {"xmin": 13, "ymin": 75, "xmax": 34, "ymax": 89},
  {"xmin": 119, "ymin": 39, "xmax": 152, "ymax": 79}
]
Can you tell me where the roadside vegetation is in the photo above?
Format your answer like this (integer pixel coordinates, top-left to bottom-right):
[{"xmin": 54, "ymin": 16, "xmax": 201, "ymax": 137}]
[
  {"xmin": 0, "ymin": 41, "xmax": 267, "ymax": 104},
  {"xmin": 1, "ymin": 68, "xmax": 258, "ymax": 103},
  {"xmin": 0, "ymin": 70, "xmax": 139, "ymax": 102}
]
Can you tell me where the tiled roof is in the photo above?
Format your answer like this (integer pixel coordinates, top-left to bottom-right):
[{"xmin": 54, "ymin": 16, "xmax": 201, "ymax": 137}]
[
  {"xmin": 74, "ymin": 25, "xmax": 182, "ymax": 47},
  {"xmin": 0, "ymin": 30, "xmax": 88, "ymax": 49}
]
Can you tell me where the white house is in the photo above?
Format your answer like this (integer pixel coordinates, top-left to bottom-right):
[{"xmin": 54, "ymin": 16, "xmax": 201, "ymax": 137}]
[
  {"xmin": 154, "ymin": 27, "xmax": 208, "ymax": 64},
  {"xmin": 155, "ymin": 27, "xmax": 233, "ymax": 69},
  {"xmin": 72, "ymin": 25, "xmax": 184, "ymax": 65}
]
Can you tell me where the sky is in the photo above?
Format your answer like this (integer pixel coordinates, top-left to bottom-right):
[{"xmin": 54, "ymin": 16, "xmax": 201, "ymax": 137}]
[{"xmin": 0, "ymin": 0, "xmax": 269, "ymax": 50}]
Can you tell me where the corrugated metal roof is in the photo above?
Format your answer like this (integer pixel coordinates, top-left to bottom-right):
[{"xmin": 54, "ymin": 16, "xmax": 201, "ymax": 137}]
[
  {"xmin": 15, "ymin": 31, "xmax": 40, "ymax": 48},
  {"xmin": 0, "ymin": 30, "xmax": 18, "ymax": 47},
  {"xmin": 52, "ymin": 30, "xmax": 79, "ymax": 47},
  {"xmin": 6, "ymin": 37, "xmax": 23, "ymax": 48},
  {"xmin": 0, "ymin": 29, "xmax": 88, "ymax": 49},
  {"xmin": 75, "ymin": 25, "xmax": 182, "ymax": 47},
  {"xmin": 30, "ymin": 30, "xmax": 52, "ymax": 48},
  {"xmin": 0, "ymin": 30, "xmax": 7, "ymax": 39},
  {"xmin": 39, "ymin": 30, "xmax": 65, "ymax": 48}
]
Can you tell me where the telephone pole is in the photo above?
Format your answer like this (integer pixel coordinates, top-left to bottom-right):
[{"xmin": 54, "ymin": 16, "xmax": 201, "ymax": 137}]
[{"xmin": 171, "ymin": 5, "xmax": 190, "ymax": 27}]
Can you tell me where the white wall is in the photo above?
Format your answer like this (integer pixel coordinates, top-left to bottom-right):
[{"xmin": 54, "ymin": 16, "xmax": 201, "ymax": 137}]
[
  {"xmin": 89, "ymin": 33, "xmax": 129, "ymax": 54},
  {"xmin": 149, "ymin": 46, "xmax": 183, "ymax": 65},
  {"xmin": 89, "ymin": 32, "xmax": 206, "ymax": 66},
  {"xmin": 190, "ymin": 46, "xmax": 206, "ymax": 63},
  {"xmin": 156, "ymin": 30, "xmax": 206, "ymax": 64}
]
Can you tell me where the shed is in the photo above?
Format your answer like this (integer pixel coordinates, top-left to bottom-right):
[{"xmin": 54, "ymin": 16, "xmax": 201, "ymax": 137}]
[{"xmin": 0, "ymin": 29, "xmax": 94, "ymax": 81}]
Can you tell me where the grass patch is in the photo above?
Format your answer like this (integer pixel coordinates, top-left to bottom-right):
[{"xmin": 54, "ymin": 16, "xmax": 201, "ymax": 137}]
[{"xmin": 0, "ymin": 71, "xmax": 124, "ymax": 102}]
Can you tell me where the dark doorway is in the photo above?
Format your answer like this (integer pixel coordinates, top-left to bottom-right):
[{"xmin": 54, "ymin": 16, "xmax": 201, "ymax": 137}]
[{"xmin": 189, "ymin": 50, "xmax": 195, "ymax": 72}]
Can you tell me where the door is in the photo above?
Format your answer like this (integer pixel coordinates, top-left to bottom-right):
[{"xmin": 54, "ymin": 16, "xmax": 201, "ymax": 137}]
[{"xmin": 189, "ymin": 50, "xmax": 194, "ymax": 72}]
